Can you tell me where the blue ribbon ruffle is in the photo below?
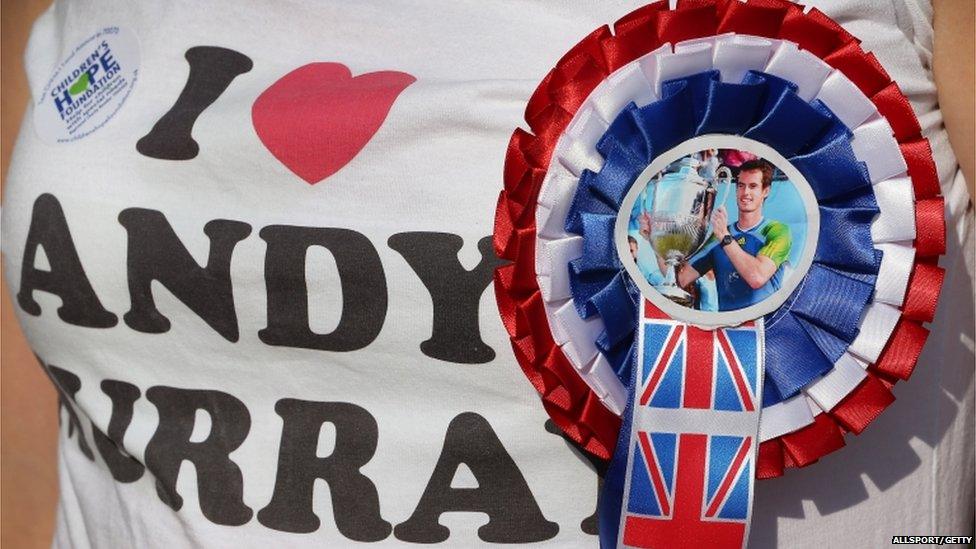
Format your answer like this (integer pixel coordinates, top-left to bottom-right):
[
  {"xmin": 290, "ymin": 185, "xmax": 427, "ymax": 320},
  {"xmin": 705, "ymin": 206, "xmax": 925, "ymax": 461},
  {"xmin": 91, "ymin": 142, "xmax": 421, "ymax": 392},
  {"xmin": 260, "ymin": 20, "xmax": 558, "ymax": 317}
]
[{"xmin": 564, "ymin": 69, "xmax": 881, "ymax": 407}]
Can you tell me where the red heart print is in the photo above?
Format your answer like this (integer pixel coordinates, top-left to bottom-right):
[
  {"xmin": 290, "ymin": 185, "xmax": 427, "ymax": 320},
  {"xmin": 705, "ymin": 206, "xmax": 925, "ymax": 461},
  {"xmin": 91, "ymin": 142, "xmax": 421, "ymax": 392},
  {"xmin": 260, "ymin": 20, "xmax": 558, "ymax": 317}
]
[{"xmin": 252, "ymin": 63, "xmax": 415, "ymax": 184}]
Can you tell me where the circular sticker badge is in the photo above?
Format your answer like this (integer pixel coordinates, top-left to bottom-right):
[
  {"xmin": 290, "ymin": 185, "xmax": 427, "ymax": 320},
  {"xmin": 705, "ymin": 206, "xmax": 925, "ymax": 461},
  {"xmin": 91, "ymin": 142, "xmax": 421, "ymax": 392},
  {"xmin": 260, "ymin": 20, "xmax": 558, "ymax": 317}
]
[{"xmin": 32, "ymin": 26, "xmax": 140, "ymax": 144}]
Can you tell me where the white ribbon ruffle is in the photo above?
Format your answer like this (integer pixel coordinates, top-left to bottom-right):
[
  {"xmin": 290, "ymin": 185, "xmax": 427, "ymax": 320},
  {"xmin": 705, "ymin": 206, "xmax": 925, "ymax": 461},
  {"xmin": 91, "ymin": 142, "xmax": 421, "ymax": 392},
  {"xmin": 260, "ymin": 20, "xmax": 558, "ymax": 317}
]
[
  {"xmin": 848, "ymin": 301, "xmax": 902, "ymax": 363},
  {"xmin": 764, "ymin": 41, "xmax": 832, "ymax": 102},
  {"xmin": 532, "ymin": 32, "xmax": 919, "ymax": 436}
]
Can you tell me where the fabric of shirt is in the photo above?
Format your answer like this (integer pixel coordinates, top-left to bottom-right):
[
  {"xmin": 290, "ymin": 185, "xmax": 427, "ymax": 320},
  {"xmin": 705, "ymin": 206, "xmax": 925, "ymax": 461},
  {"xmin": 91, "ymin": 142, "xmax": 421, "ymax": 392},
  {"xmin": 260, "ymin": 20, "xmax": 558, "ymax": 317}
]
[
  {"xmin": 1, "ymin": 1, "xmax": 972, "ymax": 548},
  {"xmin": 690, "ymin": 218, "xmax": 791, "ymax": 311}
]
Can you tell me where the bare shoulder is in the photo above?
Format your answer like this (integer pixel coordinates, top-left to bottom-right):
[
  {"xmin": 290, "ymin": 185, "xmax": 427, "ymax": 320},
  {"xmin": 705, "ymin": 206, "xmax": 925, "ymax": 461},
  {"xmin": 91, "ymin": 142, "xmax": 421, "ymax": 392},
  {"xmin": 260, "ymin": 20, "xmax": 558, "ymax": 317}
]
[{"xmin": 933, "ymin": 0, "xmax": 975, "ymax": 201}]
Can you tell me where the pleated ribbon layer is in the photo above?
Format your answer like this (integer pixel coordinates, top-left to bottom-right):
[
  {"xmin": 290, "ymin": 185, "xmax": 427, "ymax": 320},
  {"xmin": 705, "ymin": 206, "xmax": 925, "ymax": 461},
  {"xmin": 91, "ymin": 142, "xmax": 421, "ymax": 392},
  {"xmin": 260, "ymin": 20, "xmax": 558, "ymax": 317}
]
[{"xmin": 494, "ymin": 0, "xmax": 946, "ymax": 490}]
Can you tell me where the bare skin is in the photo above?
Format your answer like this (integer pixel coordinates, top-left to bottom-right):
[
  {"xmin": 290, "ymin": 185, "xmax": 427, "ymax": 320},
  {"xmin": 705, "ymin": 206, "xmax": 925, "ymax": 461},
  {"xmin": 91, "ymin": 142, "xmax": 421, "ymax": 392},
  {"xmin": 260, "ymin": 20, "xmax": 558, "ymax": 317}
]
[
  {"xmin": 1, "ymin": 2, "xmax": 59, "ymax": 548},
  {"xmin": 675, "ymin": 169, "xmax": 777, "ymax": 290},
  {"xmin": 933, "ymin": 0, "xmax": 975, "ymax": 200}
]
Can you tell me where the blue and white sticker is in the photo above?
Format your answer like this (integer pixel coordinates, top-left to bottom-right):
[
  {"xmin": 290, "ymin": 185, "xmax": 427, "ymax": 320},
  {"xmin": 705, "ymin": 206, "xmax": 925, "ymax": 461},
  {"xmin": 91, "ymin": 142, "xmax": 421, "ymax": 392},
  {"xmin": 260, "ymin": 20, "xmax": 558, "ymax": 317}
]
[{"xmin": 33, "ymin": 26, "xmax": 139, "ymax": 144}]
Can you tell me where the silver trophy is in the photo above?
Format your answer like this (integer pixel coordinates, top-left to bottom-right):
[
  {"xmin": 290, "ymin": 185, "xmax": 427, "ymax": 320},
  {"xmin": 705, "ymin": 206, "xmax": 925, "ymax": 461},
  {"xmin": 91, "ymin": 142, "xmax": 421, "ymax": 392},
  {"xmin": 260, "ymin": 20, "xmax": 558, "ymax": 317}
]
[{"xmin": 644, "ymin": 157, "xmax": 732, "ymax": 306}]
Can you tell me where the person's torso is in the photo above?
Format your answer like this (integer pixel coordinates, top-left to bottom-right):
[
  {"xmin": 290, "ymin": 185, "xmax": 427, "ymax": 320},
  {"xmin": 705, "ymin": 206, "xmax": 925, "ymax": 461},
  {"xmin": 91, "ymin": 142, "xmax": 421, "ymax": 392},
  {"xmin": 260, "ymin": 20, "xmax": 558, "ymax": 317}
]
[{"xmin": 2, "ymin": 1, "xmax": 972, "ymax": 548}]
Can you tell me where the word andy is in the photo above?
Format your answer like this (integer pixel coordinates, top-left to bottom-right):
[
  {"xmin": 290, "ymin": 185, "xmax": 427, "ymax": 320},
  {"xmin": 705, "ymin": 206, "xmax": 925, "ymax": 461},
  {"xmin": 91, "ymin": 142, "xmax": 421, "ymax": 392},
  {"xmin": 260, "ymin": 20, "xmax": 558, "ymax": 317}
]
[{"xmin": 16, "ymin": 193, "xmax": 504, "ymax": 364}]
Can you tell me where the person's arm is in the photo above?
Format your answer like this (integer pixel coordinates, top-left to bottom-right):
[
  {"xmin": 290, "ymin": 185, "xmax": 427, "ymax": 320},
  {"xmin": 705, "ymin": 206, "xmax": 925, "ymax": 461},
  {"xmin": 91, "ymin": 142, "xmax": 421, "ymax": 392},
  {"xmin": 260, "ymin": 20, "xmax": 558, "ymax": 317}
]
[
  {"xmin": 2, "ymin": 1, "xmax": 60, "ymax": 548},
  {"xmin": 676, "ymin": 262, "xmax": 702, "ymax": 289},
  {"xmin": 711, "ymin": 208, "xmax": 789, "ymax": 290},
  {"xmin": 717, "ymin": 240, "xmax": 778, "ymax": 290},
  {"xmin": 933, "ymin": 0, "xmax": 975, "ymax": 201}
]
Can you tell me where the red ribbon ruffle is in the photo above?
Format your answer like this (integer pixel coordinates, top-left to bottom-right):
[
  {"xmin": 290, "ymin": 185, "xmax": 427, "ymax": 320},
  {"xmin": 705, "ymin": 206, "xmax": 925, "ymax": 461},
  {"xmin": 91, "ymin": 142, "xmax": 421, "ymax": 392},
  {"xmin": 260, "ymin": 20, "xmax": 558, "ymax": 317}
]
[{"xmin": 493, "ymin": 0, "xmax": 947, "ymax": 471}]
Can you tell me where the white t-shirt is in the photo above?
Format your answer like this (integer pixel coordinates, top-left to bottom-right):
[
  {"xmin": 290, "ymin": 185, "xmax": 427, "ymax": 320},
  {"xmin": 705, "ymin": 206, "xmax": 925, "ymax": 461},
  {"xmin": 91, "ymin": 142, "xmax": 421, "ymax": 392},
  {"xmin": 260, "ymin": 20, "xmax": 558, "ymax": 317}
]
[{"xmin": 2, "ymin": 1, "xmax": 972, "ymax": 547}]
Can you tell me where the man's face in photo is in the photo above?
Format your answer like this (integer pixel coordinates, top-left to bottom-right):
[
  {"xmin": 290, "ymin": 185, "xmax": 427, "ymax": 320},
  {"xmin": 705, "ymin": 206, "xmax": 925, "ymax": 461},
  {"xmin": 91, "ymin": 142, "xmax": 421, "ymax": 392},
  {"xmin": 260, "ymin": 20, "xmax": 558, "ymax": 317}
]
[{"xmin": 736, "ymin": 168, "xmax": 769, "ymax": 214}]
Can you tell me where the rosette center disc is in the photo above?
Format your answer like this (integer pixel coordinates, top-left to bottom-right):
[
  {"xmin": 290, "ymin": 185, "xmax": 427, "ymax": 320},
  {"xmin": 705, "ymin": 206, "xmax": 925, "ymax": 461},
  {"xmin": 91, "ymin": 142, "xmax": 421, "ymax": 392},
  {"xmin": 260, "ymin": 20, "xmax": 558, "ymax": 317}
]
[{"xmin": 616, "ymin": 135, "xmax": 820, "ymax": 328}]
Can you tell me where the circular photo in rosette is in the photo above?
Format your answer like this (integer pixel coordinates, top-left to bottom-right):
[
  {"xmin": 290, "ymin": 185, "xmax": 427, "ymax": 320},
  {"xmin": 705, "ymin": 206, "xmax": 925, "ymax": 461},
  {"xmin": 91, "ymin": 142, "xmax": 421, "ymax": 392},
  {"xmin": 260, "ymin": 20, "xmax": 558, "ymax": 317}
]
[
  {"xmin": 618, "ymin": 140, "xmax": 817, "ymax": 327},
  {"xmin": 493, "ymin": 0, "xmax": 947, "ymax": 481}
]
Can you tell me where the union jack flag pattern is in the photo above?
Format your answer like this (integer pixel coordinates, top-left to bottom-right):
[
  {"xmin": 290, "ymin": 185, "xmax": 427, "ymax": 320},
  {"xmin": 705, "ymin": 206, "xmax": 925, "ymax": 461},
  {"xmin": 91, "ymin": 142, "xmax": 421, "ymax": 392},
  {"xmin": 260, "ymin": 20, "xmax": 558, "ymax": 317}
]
[{"xmin": 618, "ymin": 303, "xmax": 763, "ymax": 549}]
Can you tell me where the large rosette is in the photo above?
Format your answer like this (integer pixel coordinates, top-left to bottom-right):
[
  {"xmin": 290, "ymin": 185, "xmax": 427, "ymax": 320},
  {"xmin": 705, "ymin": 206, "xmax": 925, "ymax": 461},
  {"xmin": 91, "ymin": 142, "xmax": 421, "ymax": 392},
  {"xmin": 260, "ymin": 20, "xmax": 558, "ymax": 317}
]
[{"xmin": 493, "ymin": 0, "xmax": 946, "ymax": 477}]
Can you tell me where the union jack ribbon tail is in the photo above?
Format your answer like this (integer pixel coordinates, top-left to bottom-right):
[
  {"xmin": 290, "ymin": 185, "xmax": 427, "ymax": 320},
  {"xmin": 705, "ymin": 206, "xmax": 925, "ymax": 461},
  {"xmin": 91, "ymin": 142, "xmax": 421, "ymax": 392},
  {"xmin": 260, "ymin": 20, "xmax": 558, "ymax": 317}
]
[{"xmin": 600, "ymin": 303, "xmax": 763, "ymax": 549}]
